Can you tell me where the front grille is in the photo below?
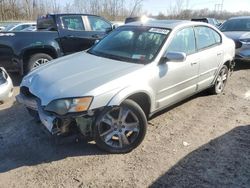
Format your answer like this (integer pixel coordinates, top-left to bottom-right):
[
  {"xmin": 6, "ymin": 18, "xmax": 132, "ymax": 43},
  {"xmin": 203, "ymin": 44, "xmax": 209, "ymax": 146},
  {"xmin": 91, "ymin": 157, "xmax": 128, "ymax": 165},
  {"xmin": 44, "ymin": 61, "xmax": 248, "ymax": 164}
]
[
  {"xmin": 20, "ymin": 86, "xmax": 36, "ymax": 98},
  {"xmin": 234, "ymin": 40, "xmax": 242, "ymax": 49}
]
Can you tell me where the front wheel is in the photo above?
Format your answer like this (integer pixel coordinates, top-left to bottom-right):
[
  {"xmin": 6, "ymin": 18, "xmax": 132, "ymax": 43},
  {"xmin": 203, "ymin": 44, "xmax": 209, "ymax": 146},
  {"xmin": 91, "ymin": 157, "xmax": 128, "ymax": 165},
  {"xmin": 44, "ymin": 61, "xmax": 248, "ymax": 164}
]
[
  {"xmin": 94, "ymin": 99, "xmax": 147, "ymax": 153},
  {"xmin": 210, "ymin": 65, "xmax": 229, "ymax": 94}
]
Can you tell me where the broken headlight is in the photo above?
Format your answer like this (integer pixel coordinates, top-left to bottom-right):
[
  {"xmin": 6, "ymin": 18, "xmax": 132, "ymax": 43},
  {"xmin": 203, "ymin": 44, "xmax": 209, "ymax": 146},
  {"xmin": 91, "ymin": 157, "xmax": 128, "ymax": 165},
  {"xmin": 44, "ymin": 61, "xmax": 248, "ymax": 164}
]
[{"xmin": 45, "ymin": 97, "xmax": 93, "ymax": 115}]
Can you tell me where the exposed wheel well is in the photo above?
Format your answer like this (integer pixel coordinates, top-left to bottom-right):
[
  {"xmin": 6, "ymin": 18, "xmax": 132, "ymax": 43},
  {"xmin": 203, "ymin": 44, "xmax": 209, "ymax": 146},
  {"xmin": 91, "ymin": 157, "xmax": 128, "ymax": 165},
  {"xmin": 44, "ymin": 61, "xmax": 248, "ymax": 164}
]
[
  {"xmin": 224, "ymin": 61, "xmax": 230, "ymax": 69},
  {"xmin": 224, "ymin": 60, "xmax": 234, "ymax": 71},
  {"xmin": 127, "ymin": 93, "xmax": 151, "ymax": 119}
]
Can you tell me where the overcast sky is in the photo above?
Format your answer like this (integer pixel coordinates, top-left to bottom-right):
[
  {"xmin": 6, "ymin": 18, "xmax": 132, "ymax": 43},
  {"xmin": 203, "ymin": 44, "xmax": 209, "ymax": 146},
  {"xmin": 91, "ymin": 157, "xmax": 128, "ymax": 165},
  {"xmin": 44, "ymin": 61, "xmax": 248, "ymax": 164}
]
[{"xmin": 60, "ymin": 0, "xmax": 250, "ymax": 15}]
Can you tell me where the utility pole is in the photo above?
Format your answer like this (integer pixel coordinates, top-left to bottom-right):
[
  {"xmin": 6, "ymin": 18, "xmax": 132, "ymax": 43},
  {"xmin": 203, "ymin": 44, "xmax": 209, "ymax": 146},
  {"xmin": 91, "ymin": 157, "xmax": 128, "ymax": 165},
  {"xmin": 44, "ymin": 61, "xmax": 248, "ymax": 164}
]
[{"xmin": 214, "ymin": 0, "xmax": 224, "ymax": 14}]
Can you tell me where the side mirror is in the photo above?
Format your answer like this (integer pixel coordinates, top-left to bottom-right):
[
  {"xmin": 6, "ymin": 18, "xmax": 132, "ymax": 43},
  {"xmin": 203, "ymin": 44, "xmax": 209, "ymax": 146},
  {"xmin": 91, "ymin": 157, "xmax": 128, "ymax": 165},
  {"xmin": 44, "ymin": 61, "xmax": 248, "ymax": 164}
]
[
  {"xmin": 105, "ymin": 26, "xmax": 113, "ymax": 33},
  {"xmin": 160, "ymin": 51, "xmax": 187, "ymax": 64},
  {"xmin": 112, "ymin": 24, "xmax": 119, "ymax": 30}
]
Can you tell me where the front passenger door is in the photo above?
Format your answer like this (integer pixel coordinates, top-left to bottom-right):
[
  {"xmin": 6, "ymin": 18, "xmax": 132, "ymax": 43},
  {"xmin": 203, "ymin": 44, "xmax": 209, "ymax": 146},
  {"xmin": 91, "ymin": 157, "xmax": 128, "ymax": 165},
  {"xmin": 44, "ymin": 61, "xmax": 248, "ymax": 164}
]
[{"xmin": 156, "ymin": 27, "xmax": 200, "ymax": 108}]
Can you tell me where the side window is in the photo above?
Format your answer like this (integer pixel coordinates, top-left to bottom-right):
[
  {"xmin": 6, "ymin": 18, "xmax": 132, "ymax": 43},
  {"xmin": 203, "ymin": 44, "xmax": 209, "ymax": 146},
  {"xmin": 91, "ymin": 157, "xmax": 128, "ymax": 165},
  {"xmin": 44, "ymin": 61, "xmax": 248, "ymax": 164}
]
[
  {"xmin": 61, "ymin": 16, "xmax": 85, "ymax": 31},
  {"xmin": 167, "ymin": 27, "xmax": 196, "ymax": 55},
  {"xmin": 88, "ymin": 16, "xmax": 112, "ymax": 32},
  {"xmin": 195, "ymin": 26, "xmax": 221, "ymax": 50},
  {"xmin": 12, "ymin": 25, "xmax": 23, "ymax": 31},
  {"xmin": 212, "ymin": 30, "xmax": 221, "ymax": 44}
]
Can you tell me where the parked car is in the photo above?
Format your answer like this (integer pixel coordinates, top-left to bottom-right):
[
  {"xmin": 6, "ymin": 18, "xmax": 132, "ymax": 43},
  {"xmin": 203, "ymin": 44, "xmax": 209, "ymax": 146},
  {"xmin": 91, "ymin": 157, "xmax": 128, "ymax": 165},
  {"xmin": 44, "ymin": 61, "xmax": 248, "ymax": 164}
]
[
  {"xmin": 0, "ymin": 26, "xmax": 5, "ymax": 31},
  {"xmin": 220, "ymin": 16, "xmax": 250, "ymax": 61},
  {"xmin": 17, "ymin": 20, "xmax": 235, "ymax": 153},
  {"xmin": 2, "ymin": 22, "xmax": 36, "ymax": 32},
  {"xmin": 21, "ymin": 25, "xmax": 37, "ymax": 31},
  {"xmin": 191, "ymin": 18, "xmax": 221, "ymax": 27},
  {"xmin": 0, "ymin": 14, "xmax": 114, "ymax": 74},
  {"xmin": 0, "ymin": 67, "xmax": 13, "ymax": 104},
  {"xmin": 125, "ymin": 16, "xmax": 155, "ymax": 24}
]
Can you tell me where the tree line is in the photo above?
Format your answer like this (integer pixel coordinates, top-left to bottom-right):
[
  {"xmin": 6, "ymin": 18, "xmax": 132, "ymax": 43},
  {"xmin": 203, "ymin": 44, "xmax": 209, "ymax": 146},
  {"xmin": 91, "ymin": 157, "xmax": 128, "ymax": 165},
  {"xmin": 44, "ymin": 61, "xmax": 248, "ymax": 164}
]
[
  {"xmin": 0, "ymin": 0, "xmax": 144, "ymax": 21},
  {"xmin": 0, "ymin": 0, "xmax": 249, "ymax": 21}
]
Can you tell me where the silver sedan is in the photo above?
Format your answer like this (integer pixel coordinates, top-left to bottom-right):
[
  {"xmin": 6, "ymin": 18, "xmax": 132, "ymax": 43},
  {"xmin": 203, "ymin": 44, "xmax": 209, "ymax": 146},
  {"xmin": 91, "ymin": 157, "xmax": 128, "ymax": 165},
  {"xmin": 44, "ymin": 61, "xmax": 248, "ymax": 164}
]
[
  {"xmin": 0, "ymin": 67, "xmax": 13, "ymax": 104},
  {"xmin": 17, "ymin": 20, "xmax": 235, "ymax": 153}
]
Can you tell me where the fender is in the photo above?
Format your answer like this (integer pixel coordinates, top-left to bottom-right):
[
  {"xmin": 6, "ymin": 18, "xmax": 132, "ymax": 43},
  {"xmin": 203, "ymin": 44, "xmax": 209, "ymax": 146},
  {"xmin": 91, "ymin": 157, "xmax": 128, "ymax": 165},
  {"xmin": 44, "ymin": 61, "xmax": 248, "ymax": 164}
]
[
  {"xmin": 19, "ymin": 44, "xmax": 62, "ymax": 75},
  {"xmin": 107, "ymin": 85, "xmax": 156, "ymax": 113}
]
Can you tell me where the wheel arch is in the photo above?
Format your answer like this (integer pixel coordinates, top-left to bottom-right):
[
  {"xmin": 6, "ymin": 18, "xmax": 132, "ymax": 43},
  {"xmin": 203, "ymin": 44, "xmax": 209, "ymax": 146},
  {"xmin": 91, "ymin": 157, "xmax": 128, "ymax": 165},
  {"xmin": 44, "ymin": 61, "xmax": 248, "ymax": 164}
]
[
  {"xmin": 108, "ymin": 88, "xmax": 154, "ymax": 119},
  {"xmin": 22, "ymin": 47, "xmax": 58, "ymax": 63}
]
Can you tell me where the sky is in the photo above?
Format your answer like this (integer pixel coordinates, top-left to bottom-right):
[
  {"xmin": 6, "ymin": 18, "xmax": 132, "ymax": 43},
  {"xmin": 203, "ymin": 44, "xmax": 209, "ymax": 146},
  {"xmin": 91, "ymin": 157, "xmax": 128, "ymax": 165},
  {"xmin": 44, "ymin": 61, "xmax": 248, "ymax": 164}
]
[
  {"xmin": 143, "ymin": 0, "xmax": 250, "ymax": 15},
  {"xmin": 59, "ymin": 0, "xmax": 250, "ymax": 15}
]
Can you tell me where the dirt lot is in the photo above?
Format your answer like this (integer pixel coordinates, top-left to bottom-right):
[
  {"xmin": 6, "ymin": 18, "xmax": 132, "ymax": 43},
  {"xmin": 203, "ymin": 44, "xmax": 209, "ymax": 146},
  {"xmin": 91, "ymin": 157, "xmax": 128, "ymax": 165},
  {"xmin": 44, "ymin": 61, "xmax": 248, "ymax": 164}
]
[{"xmin": 0, "ymin": 62, "xmax": 249, "ymax": 188}]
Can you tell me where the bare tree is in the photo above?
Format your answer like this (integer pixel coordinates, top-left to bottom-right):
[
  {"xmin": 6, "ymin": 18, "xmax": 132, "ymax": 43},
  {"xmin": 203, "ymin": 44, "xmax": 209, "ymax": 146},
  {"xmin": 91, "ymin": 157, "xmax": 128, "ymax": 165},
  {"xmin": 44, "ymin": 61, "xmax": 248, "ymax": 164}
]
[{"xmin": 129, "ymin": 0, "xmax": 144, "ymax": 17}]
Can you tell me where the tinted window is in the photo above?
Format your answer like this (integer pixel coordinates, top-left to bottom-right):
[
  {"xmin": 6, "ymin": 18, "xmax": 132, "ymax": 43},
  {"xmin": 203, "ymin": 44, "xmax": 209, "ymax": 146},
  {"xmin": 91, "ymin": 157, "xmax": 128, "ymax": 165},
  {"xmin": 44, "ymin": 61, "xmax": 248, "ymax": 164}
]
[
  {"xmin": 37, "ymin": 16, "xmax": 55, "ymax": 30},
  {"xmin": 220, "ymin": 18, "xmax": 250, "ymax": 32},
  {"xmin": 61, "ymin": 16, "xmax": 85, "ymax": 31},
  {"xmin": 88, "ymin": 16, "xmax": 111, "ymax": 32},
  {"xmin": 167, "ymin": 27, "xmax": 196, "ymax": 55},
  {"xmin": 12, "ymin": 24, "xmax": 31, "ymax": 31},
  {"xmin": 195, "ymin": 26, "xmax": 220, "ymax": 50},
  {"xmin": 89, "ymin": 27, "xmax": 169, "ymax": 64}
]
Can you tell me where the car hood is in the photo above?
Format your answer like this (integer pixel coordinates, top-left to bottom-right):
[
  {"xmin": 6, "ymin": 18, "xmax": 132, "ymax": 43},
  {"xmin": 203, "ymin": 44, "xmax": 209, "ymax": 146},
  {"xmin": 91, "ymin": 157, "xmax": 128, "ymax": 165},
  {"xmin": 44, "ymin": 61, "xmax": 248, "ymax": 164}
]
[
  {"xmin": 223, "ymin": 31, "xmax": 250, "ymax": 40},
  {"xmin": 22, "ymin": 52, "xmax": 144, "ymax": 105}
]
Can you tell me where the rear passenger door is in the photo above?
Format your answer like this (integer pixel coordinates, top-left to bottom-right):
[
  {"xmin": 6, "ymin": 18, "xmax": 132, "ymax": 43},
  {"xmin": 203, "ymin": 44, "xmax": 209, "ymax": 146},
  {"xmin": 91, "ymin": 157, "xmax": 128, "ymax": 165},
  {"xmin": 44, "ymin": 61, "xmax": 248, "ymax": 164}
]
[
  {"xmin": 194, "ymin": 26, "xmax": 223, "ymax": 90},
  {"xmin": 58, "ymin": 15, "xmax": 94, "ymax": 54}
]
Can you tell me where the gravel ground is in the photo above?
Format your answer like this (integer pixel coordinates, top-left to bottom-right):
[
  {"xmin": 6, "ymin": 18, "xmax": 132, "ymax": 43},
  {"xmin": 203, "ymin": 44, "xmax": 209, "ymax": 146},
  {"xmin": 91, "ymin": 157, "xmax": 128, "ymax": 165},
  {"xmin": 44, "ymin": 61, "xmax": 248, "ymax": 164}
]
[{"xmin": 0, "ymin": 62, "xmax": 249, "ymax": 188}]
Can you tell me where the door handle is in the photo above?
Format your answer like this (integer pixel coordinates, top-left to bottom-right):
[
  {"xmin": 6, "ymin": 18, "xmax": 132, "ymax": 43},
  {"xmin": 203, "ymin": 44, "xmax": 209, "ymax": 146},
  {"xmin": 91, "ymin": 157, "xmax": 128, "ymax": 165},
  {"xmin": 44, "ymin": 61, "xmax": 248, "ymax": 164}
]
[
  {"xmin": 191, "ymin": 62, "xmax": 198, "ymax": 66},
  {"xmin": 217, "ymin": 52, "xmax": 223, "ymax": 56}
]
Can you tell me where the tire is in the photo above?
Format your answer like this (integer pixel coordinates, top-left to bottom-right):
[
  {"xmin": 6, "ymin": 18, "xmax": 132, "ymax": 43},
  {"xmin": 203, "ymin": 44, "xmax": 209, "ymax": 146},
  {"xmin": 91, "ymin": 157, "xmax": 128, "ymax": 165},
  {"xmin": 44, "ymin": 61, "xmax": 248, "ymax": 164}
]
[
  {"xmin": 210, "ymin": 65, "xmax": 229, "ymax": 94},
  {"xmin": 94, "ymin": 99, "xmax": 147, "ymax": 153},
  {"xmin": 26, "ymin": 53, "xmax": 53, "ymax": 73}
]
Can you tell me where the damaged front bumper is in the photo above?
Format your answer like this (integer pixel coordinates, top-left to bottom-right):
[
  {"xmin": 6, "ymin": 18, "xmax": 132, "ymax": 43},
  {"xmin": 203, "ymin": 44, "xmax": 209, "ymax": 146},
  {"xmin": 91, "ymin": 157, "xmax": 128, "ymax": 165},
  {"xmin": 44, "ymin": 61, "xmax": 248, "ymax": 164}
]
[
  {"xmin": 16, "ymin": 93, "xmax": 95, "ymax": 137},
  {"xmin": 16, "ymin": 93, "xmax": 57, "ymax": 134}
]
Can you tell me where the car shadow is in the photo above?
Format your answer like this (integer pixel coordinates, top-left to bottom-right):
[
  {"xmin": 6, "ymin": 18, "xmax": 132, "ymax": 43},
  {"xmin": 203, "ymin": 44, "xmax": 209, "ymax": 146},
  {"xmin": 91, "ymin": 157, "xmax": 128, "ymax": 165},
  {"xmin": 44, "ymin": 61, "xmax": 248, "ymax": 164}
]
[
  {"xmin": 234, "ymin": 60, "xmax": 250, "ymax": 71},
  {"xmin": 150, "ymin": 125, "xmax": 250, "ymax": 188},
  {"xmin": 9, "ymin": 72, "xmax": 22, "ymax": 87},
  {"xmin": 0, "ymin": 103, "xmax": 108, "ymax": 173}
]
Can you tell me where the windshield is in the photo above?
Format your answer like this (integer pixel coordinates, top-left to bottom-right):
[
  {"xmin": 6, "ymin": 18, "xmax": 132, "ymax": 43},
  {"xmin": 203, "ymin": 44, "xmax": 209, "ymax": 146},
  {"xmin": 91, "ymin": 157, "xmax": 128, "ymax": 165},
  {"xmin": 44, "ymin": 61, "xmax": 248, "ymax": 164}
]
[
  {"xmin": 88, "ymin": 26, "xmax": 169, "ymax": 64},
  {"xmin": 220, "ymin": 18, "xmax": 250, "ymax": 32}
]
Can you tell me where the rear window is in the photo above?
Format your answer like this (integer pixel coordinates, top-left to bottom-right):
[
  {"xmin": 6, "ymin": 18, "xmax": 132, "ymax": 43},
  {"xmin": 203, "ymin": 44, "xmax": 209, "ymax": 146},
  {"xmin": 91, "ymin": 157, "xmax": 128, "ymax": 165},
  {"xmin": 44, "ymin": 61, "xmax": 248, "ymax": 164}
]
[{"xmin": 37, "ymin": 15, "xmax": 56, "ymax": 30}]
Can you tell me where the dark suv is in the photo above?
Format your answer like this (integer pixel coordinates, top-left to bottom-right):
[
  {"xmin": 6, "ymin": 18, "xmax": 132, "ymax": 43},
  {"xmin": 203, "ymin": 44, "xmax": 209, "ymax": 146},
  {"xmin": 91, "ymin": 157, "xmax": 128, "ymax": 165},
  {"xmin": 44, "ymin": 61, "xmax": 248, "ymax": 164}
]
[{"xmin": 191, "ymin": 18, "xmax": 221, "ymax": 27}]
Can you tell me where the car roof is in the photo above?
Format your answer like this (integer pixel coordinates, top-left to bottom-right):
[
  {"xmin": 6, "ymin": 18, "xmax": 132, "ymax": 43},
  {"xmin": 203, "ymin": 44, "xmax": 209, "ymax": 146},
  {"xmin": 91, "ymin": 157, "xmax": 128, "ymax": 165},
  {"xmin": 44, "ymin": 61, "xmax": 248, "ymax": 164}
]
[{"xmin": 125, "ymin": 19, "xmax": 200, "ymax": 29}]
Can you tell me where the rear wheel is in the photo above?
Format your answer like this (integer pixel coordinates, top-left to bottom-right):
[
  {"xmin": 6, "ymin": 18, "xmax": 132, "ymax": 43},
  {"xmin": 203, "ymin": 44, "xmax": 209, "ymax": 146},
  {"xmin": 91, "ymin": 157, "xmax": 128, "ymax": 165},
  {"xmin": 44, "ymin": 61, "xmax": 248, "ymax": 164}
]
[
  {"xmin": 210, "ymin": 65, "xmax": 229, "ymax": 94},
  {"xmin": 26, "ymin": 53, "xmax": 53, "ymax": 73},
  {"xmin": 94, "ymin": 99, "xmax": 147, "ymax": 153}
]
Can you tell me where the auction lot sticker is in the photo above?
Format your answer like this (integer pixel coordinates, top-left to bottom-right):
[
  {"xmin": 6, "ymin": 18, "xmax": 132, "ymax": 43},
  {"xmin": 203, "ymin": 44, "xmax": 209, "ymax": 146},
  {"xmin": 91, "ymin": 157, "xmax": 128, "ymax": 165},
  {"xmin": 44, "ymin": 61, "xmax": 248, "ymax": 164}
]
[{"xmin": 149, "ymin": 28, "xmax": 169, "ymax": 35}]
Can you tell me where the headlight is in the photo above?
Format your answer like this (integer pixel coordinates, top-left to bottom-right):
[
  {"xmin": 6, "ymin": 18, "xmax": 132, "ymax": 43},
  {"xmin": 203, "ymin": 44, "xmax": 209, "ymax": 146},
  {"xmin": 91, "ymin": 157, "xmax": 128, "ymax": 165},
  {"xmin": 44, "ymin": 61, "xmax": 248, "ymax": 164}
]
[
  {"xmin": 45, "ymin": 97, "xmax": 93, "ymax": 115},
  {"xmin": 239, "ymin": 39, "xmax": 250, "ymax": 45}
]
